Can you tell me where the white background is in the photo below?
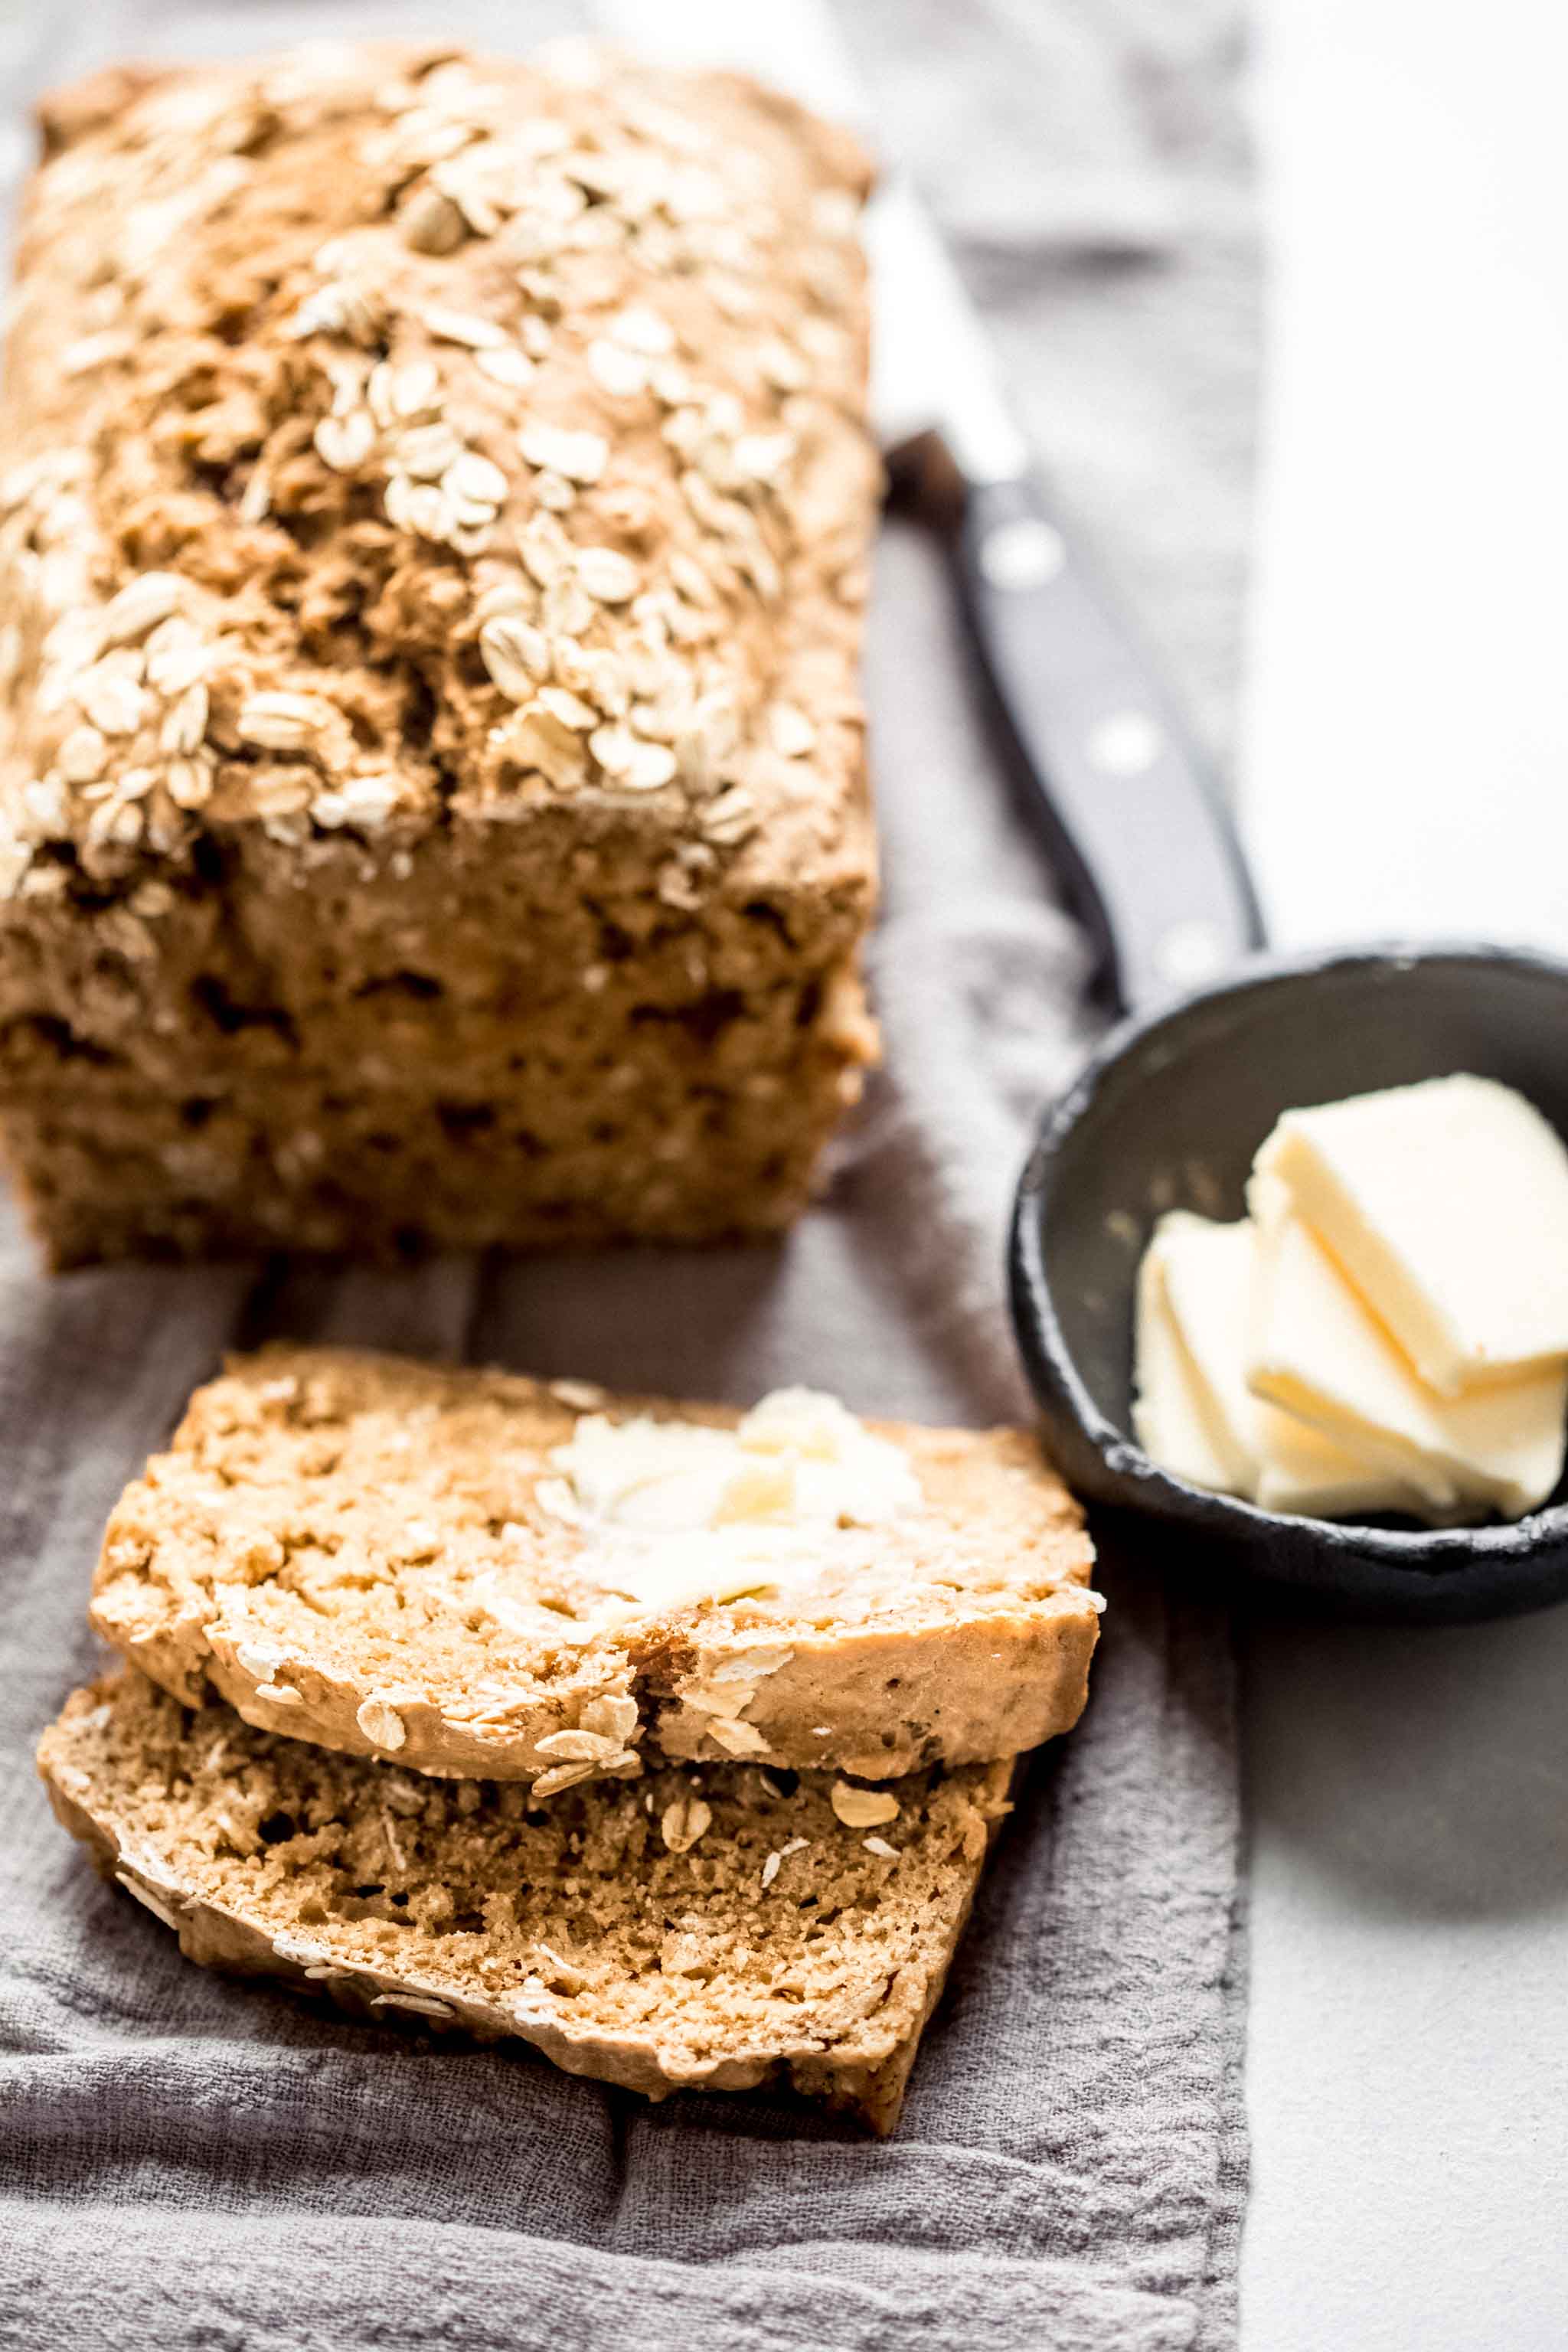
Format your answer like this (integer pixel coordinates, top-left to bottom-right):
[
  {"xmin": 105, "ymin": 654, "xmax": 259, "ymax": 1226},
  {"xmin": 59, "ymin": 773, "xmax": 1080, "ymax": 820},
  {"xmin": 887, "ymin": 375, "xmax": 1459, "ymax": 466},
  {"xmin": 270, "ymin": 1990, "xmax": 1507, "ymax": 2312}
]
[{"xmin": 1240, "ymin": 2, "xmax": 1568, "ymax": 2344}]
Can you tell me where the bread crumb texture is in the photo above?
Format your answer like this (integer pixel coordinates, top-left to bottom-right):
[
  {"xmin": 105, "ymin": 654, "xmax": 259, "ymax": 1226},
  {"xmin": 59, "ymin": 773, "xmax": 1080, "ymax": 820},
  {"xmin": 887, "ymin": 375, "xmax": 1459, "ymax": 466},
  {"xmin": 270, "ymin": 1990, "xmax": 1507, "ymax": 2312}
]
[
  {"xmin": 39, "ymin": 1668, "xmax": 1014, "ymax": 2131},
  {"xmin": 0, "ymin": 41, "xmax": 881, "ymax": 1261},
  {"xmin": 91, "ymin": 1344, "xmax": 1102, "ymax": 1784}
]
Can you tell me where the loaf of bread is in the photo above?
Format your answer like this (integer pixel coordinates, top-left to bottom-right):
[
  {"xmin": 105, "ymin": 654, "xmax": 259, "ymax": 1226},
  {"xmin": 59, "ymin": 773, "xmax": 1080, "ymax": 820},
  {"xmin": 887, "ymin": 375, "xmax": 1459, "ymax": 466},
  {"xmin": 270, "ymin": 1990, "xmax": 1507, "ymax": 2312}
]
[
  {"xmin": 92, "ymin": 1344, "xmax": 1102, "ymax": 1785},
  {"xmin": 40, "ymin": 1669, "xmax": 1014, "ymax": 2132},
  {"xmin": 0, "ymin": 42, "xmax": 880, "ymax": 1263}
]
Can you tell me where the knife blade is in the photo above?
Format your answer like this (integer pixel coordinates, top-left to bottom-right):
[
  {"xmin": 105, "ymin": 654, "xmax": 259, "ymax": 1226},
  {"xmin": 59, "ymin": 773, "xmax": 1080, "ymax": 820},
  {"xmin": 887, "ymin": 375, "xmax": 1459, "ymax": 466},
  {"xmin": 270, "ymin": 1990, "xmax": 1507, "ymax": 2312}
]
[{"xmin": 590, "ymin": 0, "xmax": 1263, "ymax": 1012}]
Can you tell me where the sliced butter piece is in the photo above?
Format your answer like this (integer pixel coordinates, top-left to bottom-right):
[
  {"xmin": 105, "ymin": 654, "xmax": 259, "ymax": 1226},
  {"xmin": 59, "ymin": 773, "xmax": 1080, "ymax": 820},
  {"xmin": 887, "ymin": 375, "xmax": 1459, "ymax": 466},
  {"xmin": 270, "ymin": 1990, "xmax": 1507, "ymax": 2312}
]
[
  {"xmin": 1132, "ymin": 1233, "xmax": 1246, "ymax": 1494},
  {"xmin": 1247, "ymin": 1182, "xmax": 1568, "ymax": 1519},
  {"xmin": 1134, "ymin": 1210, "xmax": 1431, "ymax": 1517},
  {"xmin": 1152, "ymin": 1214, "xmax": 1263, "ymax": 1491},
  {"xmin": 1253, "ymin": 1403, "xmax": 1433, "ymax": 1521},
  {"xmin": 1256, "ymin": 1073, "xmax": 1568, "ymax": 1393}
]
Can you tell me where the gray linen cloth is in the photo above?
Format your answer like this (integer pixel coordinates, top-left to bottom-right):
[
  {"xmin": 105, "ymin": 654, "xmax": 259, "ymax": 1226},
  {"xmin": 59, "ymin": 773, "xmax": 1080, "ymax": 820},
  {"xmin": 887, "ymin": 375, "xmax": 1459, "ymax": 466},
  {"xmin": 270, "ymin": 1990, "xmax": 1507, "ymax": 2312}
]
[{"xmin": 0, "ymin": 4, "xmax": 1256, "ymax": 2344}]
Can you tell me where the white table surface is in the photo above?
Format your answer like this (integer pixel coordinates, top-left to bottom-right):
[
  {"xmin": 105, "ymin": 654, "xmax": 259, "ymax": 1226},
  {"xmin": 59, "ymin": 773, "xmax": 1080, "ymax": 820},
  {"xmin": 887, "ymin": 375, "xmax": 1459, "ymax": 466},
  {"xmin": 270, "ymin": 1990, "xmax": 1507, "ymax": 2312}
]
[{"xmin": 1240, "ymin": 2, "xmax": 1568, "ymax": 2343}]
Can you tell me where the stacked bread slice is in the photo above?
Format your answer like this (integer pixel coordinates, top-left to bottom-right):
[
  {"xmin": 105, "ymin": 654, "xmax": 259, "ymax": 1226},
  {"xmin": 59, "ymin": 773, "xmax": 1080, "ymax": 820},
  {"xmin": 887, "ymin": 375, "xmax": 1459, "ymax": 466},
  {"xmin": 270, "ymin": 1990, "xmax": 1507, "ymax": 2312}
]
[{"xmin": 39, "ymin": 1346, "xmax": 1102, "ymax": 2131}]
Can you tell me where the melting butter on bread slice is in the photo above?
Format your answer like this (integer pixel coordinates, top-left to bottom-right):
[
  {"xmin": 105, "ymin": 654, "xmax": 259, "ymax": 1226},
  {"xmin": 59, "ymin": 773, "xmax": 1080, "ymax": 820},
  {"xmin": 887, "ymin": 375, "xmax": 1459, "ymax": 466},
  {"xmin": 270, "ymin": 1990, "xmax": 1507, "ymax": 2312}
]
[
  {"xmin": 39, "ymin": 1671, "xmax": 1014, "ymax": 2132},
  {"xmin": 90, "ymin": 1346, "xmax": 1100, "ymax": 1786}
]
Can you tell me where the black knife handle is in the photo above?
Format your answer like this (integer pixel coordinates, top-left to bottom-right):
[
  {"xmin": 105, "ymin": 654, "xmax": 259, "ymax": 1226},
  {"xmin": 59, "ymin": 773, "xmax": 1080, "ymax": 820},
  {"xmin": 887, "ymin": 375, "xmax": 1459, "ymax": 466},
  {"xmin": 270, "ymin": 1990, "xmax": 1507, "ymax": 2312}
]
[{"xmin": 953, "ymin": 470, "xmax": 1263, "ymax": 1014}]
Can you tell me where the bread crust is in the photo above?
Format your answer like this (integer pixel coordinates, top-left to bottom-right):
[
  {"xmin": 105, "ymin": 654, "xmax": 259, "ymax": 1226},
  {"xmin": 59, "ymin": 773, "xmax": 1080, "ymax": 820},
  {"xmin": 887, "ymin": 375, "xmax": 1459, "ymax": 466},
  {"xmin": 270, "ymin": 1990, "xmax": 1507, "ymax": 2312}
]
[
  {"xmin": 90, "ymin": 1344, "xmax": 1101, "ymax": 1785},
  {"xmin": 39, "ymin": 1673, "xmax": 1013, "ymax": 2132},
  {"xmin": 0, "ymin": 42, "xmax": 881, "ymax": 1262},
  {"xmin": 648, "ymin": 1604, "xmax": 1097, "ymax": 1778}
]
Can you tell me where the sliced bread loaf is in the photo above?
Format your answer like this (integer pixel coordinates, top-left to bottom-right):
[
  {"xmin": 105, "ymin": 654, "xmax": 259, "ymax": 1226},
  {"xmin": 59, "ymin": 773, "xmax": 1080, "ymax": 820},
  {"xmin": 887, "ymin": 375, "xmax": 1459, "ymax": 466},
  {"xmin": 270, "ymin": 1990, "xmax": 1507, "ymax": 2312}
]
[
  {"xmin": 39, "ymin": 1670, "xmax": 1014, "ymax": 2132},
  {"xmin": 91, "ymin": 1345, "xmax": 1100, "ymax": 1786}
]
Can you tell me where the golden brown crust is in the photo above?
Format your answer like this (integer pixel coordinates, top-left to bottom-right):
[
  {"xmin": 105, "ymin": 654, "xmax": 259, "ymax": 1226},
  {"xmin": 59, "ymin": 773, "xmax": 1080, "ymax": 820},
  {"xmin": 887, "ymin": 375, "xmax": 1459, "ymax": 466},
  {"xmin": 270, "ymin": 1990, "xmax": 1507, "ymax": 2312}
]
[
  {"xmin": 1, "ymin": 41, "xmax": 876, "ymax": 870},
  {"xmin": 0, "ymin": 42, "xmax": 881, "ymax": 1261},
  {"xmin": 90, "ymin": 1344, "xmax": 1100, "ymax": 1785},
  {"xmin": 39, "ymin": 1670, "xmax": 1014, "ymax": 2132}
]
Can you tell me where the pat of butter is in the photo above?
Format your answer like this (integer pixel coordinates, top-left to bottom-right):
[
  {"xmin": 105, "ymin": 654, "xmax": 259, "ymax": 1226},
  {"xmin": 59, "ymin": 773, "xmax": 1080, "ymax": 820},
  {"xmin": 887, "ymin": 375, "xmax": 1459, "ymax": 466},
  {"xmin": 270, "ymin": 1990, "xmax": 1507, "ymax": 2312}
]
[
  {"xmin": 1253, "ymin": 1408, "xmax": 1431, "ymax": 1522},
  {"xmin": 1132, "ymin": 1228, "xmax": 1246, "ymax": 1494},
  {"xmin": 1134, "ymin": 1211, "xmax": 1426, "ymax": 1515},
  {"xmin": 1136, "ymin": 1214, "xmax": 1260, "ymax": 1492},
  {"xmin": 1247, "ymin": 1179, "xmax": 1568, "ymax": 1519},
  {"xmin": 545, "ymin": 1388, "xmax": 923, "ymax": 1611},
  {"xmin": 1257, "ymin": 1074, "xmax": 1568, "ymax": 1394}
]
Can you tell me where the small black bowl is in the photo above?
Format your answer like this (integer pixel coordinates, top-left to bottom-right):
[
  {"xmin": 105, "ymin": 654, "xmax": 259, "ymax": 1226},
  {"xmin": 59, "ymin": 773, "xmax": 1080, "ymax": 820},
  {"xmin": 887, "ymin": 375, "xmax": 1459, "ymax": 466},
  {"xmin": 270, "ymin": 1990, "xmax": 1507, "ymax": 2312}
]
[{"xmin": 1009, "ymin": 942, "xmax": 1568, "ymax": 1622}]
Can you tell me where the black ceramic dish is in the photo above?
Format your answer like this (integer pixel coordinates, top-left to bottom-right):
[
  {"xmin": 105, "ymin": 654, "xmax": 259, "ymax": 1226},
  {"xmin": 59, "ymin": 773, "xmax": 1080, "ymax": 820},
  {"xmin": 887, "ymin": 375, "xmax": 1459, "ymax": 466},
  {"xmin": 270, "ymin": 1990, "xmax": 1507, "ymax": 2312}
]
[
  {"xmin": 939, "ymin": 416, "xmax": 1568, "ymax": 1619},
  {"xmin": 1008, "ymin": 934, "xmax": 1568, "ymax": 1623},
  {"xmin": 965, "ymin": 515, "xmax": 1568, "ymax": 1620}
]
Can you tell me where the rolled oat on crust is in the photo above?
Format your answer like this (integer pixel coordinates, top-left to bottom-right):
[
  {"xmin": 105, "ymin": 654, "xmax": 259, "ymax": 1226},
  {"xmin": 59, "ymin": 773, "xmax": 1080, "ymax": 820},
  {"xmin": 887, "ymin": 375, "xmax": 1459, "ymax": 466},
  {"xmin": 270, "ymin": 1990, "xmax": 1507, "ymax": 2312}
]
[
  {"xmin": 90, "ymin": 1344, "xmax": 1102, "ymax": 1785},
  {"xmin": 39, "ymin": 1669, "xmax": 1016, "ymax": 2132},
  {"xmin": 0, "ymin": 41, "xmax": 880, "ymax": 1263}
]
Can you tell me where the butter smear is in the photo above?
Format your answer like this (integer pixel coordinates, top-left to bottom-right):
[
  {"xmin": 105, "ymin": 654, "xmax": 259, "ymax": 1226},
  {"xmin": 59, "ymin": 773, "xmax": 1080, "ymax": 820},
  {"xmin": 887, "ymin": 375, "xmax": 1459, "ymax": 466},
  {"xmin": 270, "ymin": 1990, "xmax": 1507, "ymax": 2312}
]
[{"xmin": 544, "ymin": 1387, "xmax": 923, "ymax": 1609}]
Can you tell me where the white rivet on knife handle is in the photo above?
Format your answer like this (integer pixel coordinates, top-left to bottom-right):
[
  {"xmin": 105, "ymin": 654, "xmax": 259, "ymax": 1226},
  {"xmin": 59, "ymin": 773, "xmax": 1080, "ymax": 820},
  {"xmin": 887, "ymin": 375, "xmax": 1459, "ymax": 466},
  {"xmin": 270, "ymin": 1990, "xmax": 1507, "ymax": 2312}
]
[
  {"xmin": 1156, "ymin": 919, "xmax": 1229, "ymax": 989},
  {"xmin": 978, "ymin": 516, "xmax": 1067, "ymax": 591},
  {"xmin": 1086, "ymin": 711, "xmax": 1165, "ymax": 778}
]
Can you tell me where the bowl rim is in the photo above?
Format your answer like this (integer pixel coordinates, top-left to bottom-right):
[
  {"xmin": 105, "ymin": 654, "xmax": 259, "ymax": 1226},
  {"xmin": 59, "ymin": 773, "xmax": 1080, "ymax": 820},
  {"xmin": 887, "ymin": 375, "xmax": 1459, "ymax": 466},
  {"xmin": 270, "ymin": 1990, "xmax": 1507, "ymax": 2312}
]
[{"xmin": 1008, "ymin": 936, "xmax": 1568, "ymax": 1575}]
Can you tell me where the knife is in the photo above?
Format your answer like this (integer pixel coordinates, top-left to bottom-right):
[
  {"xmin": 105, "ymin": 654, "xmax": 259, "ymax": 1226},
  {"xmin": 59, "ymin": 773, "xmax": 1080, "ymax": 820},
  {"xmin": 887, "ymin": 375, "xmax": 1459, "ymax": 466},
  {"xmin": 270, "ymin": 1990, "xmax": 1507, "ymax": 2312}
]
[{"xmin": 590, "ymin": 0, "xmax": 1263, "ymax": 1014}]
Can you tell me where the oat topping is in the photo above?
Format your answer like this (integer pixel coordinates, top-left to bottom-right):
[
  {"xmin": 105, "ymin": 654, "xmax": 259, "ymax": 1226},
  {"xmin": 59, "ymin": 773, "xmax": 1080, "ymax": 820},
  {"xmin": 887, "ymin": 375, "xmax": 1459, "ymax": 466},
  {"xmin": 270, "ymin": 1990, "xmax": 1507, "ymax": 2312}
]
[
  {"xmin": 0, "ymin": 39, "xmax": 876, "ymax": 888},
  {"xmin": 371, "ymin": 1991, "xmax": 452, "ymax": 2019},
  {"xmin": 703, "ymin": 1717, "xmax": 770, "ymax": 1759},
  {"xmin": 529, "ymin": 1763, "xmax": 593, "ymax": 1800},
  {"xmin": 660, "ymin": 1792, "xmax": 712, "ymax": 1853},
  {"xmin": 831, "ymin": 1782, "xmax": 900, "ymax": 1830},
  {"xmin": 355, "ymin": 1697, "xmax": 407, "ymax": 1752},
  {"xmin": 528, "ymin": 1692, "xmax": 642, "ymax": 1797}
]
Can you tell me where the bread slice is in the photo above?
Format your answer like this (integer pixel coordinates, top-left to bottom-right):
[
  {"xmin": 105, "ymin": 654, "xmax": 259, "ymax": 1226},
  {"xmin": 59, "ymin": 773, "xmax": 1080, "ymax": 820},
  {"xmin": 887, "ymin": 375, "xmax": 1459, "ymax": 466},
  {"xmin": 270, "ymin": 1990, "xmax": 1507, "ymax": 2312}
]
[
  {"xmin": 90, "ymin": 1345, "xmax": 1099, "ymax": 1786},
  {"xmin": 39, "ymin": 1670, "xmax": 1014, "ymax": 2132}
]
